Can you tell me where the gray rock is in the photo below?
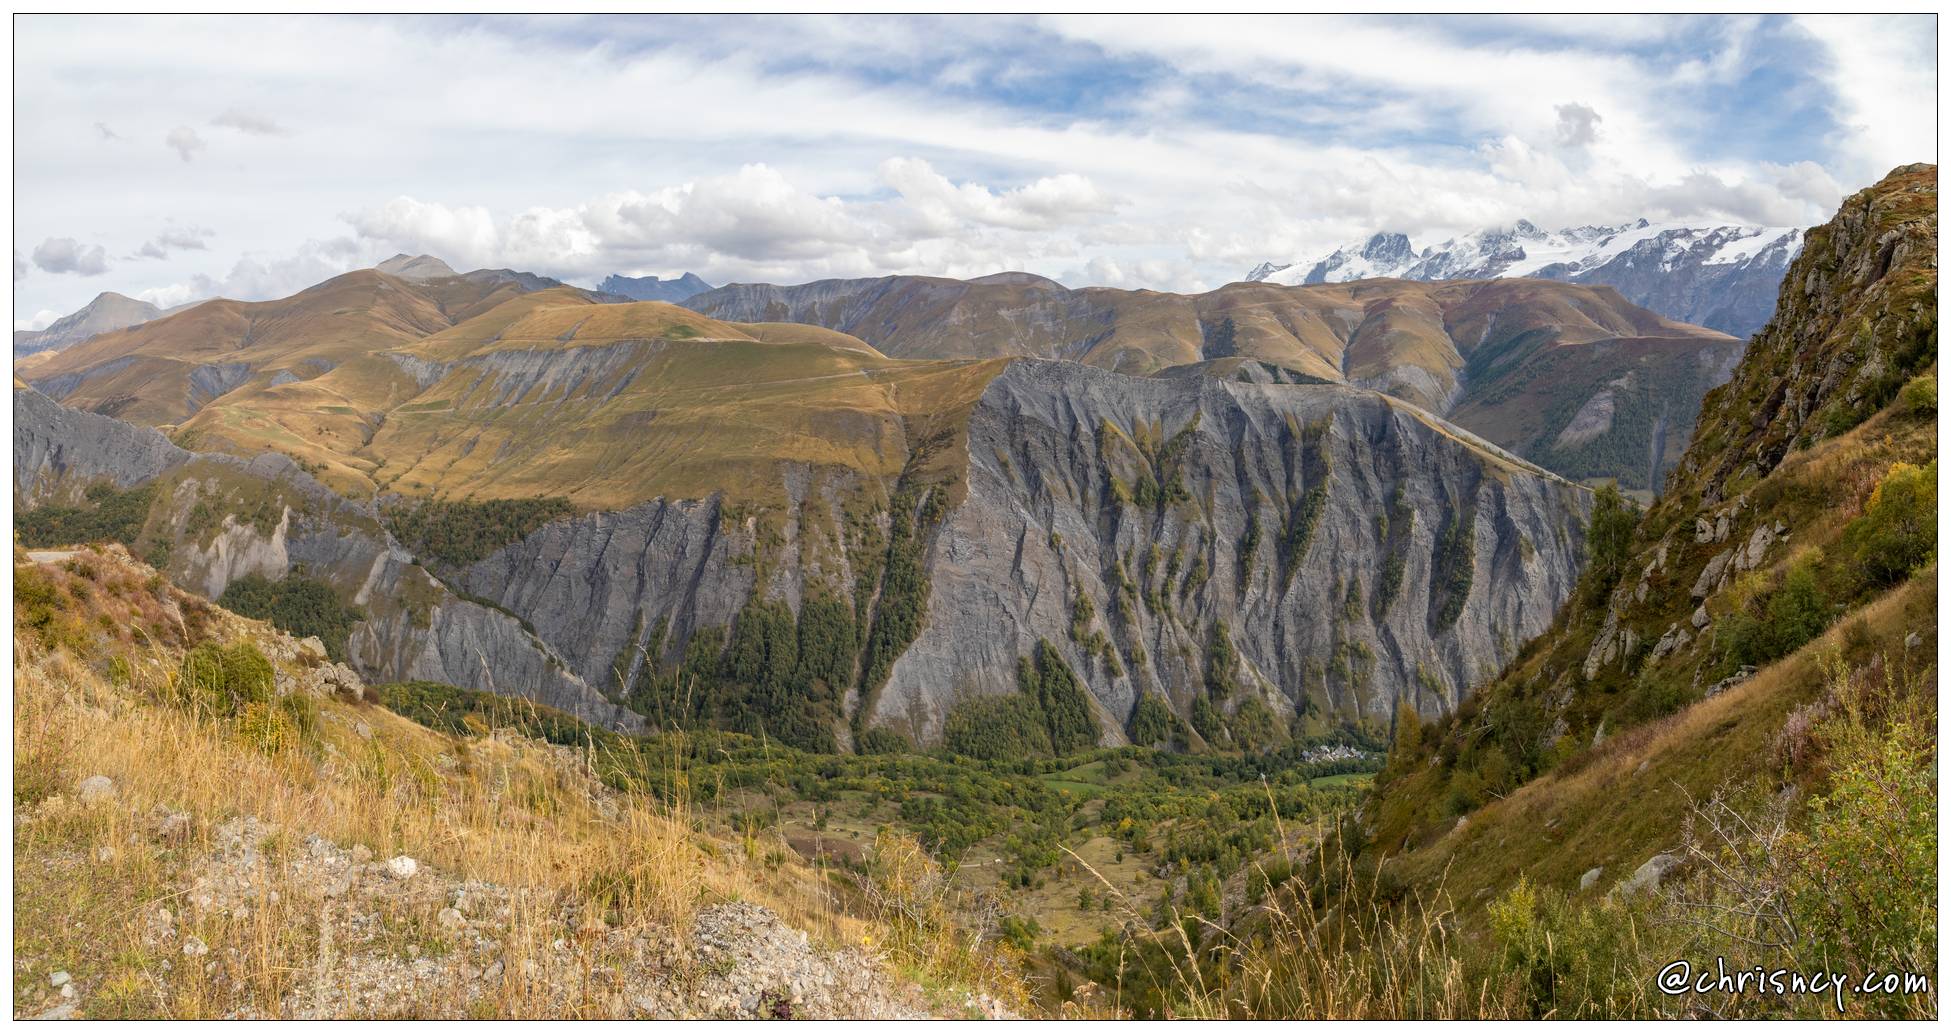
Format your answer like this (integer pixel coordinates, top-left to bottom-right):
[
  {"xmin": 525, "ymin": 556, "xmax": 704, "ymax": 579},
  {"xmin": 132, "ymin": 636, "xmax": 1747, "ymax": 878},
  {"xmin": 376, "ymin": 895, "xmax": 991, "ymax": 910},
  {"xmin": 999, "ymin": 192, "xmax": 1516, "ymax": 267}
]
[
  {"xmin": 384, "ymin": 856, "xmax": 419, "ymax": 880},
  {"xmin": 1612, "ymin": 852, "xmax": 1682, "ymax": 898},
  {"xmin": 1579, "ymin": 867, "xmax": 1603, "ymax": 891},
  {"xmin": 76, "ymin": 775, "xmax": 115, "ymax": 803},
  {"xmin": 49, "ymin": 970, "xmax": 71, "ymax": 987}
]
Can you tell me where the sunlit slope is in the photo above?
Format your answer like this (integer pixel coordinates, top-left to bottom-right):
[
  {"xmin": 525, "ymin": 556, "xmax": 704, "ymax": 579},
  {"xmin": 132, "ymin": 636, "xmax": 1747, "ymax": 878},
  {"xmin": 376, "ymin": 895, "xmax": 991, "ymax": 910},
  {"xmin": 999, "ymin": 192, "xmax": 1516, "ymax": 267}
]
[
  {"xmin": 690, "ymin": 275, "xmax": 1738, "ymax": 489},
  {"xmin": 17, "ymin": 269, "xmax": 548, "ymax": 427},
  {"xmin": 174, "ymin": 290, "xmax": 1001, "ymax": 509}
]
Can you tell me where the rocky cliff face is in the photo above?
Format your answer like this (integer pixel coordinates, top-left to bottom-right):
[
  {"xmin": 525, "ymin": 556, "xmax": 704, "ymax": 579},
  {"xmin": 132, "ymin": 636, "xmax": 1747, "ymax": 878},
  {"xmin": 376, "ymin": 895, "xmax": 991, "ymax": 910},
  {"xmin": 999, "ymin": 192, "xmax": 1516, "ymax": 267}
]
[
  {"xmin": 873, "ymin": 361, "xmax": 1589, "ymax": 742},
  {"xmin": 12, "ymin": 387, "xmax": 644, "ymax": 733},
  {"xmin": 17, "ymin": 344, "xmax": 1593, "ymax": 748}
]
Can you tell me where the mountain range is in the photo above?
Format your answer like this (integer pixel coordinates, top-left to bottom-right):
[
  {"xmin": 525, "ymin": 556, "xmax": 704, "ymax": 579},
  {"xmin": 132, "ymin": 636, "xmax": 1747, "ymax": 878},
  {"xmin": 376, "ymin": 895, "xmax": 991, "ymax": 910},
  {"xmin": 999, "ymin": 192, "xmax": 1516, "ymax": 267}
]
[
  {"xmin": 9, "ymin": 171, "xmax": 1923, "ymax": 766},
  {"xmin": 1248, "ymin": 218, "xmax": 1803, "ymax": 338},
  {"xmin": 685, "ymin": 273, "xmax": 1740, "ymax": 492},
  {"xmin": 597, "ymin": 271, "xmax": 714, "ymax": 302},
  {"xmin": 16, "ymin": 254, "xmax": 1606, "ymax": 743}
]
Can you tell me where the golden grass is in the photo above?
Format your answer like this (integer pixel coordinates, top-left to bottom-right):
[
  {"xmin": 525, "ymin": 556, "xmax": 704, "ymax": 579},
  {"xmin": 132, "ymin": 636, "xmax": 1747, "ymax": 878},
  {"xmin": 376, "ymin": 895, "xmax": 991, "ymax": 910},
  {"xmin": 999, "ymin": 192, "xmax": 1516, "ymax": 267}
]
[
  {"xmin": 1387, "ymin": 569, "xmax": 1936, "ymax": 911},
  {"xmin": 10, "ymin": 549, "xmax": 1029, "ymax": 1018}
]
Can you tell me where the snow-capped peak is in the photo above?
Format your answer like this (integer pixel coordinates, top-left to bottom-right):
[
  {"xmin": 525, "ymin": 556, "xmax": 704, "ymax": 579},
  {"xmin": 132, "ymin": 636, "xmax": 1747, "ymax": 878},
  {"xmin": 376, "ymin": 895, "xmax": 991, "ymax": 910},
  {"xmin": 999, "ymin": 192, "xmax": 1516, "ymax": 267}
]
[
  {"xmin": 1242, "ymin": 217, "xmax": 1806, "ymax": 338},
  {"xmin": 1249, "ymin": 219, "xmax": 1803, "ymax": 288}
]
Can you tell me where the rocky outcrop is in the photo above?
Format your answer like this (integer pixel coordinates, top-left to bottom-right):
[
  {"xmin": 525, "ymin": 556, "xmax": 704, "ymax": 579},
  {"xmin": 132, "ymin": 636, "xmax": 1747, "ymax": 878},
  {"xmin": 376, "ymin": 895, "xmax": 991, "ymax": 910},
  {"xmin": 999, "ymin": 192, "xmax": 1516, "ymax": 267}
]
[
  {"xmin": 13, "ymin": 387, "xmax": 189, "ymax": 505},
  {"xmin": 874, "ymin": 361, "xmax": 1589, "ymax": 742},
  {"xmin": 12, "ymin": 387, "xmax": 643, "ymax": 733}
]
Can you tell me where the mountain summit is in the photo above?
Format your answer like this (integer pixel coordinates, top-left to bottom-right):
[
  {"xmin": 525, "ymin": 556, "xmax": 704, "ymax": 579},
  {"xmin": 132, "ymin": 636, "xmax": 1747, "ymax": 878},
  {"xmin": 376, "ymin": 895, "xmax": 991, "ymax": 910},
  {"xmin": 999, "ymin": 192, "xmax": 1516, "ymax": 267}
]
[
  {"xmin": 596, "ymin": 272, "xmax": 714, "ymax": 303},
  {"xmin": 374, "ymin": 253, "xmax": 460, "ymax": 281},
  {"xmin": 1248, "ymin": 219, "xmax": 1804, "ymax": 338},
  {"xmin": 13, "ymin": 291, "xmax": 167, "ymax": 359}
]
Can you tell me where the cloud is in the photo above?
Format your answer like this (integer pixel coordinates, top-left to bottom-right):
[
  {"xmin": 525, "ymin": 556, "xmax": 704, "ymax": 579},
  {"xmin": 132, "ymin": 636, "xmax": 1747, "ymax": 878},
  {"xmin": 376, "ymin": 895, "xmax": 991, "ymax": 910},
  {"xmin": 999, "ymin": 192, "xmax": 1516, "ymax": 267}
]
[
  {"xmin": 31, "ymin": 237, "xmax": 110, "ymax": 276},
  {"xmin": 210, "ymin": 108, "xmax": 287, "ymax": 135},
  {"xmin": 16, "ymin": 309, "xmax": 63, "ymax": 332},
  {"xmin": 135, "ymin": 236, "xmax": 361, "ymax": 308},
  {"xmin": 1794, "ymin": 15, "xmax": 1936, "ymax": 183},
  {"xmin": 165, "ymin": 125, "xmax": 205, "ymax": 162},
  {"xmin": 8, "ymin": 14, "xmax": 1933, "ymax": 318},
  {"xmin": 14, "ymin": 249, "xmax": 27, "ymax": 282},
  {"xmin": 337, "ymin": 163, "xmax": 1132, "ymax": 288},
  {"xmin": 93, "ymin": 121, "xmax": 119, "ymax": 141},
  {"xmin": 134, "ymin": 225, "xmax": 215, "ymax": 260},
  {"xmin": 879, "ymin": 157, "xmax": 1118, "ymax": 233},
  {"xmin": 1554, "ymin": 103, "xmax": 1602, "ymax": 149}
]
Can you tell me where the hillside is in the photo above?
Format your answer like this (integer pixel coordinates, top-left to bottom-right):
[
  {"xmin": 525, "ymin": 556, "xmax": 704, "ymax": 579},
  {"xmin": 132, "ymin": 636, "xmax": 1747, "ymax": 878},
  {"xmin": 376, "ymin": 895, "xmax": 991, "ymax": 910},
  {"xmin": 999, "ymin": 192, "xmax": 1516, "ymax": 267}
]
[
  {"xmin": 687, "ymin": 275, "xmax": 1740, "ymax": 492},
  {"xmin": 11, "ymin": 543, "xmax": 1024, "ymax": 1019},
  {"xmin": 15, "ymin": 264, "xmax": 572, "ymax": 429},
  {"xmin": 1344, "ymin": 163, "xmax": 1936, "ymax": 1014}
]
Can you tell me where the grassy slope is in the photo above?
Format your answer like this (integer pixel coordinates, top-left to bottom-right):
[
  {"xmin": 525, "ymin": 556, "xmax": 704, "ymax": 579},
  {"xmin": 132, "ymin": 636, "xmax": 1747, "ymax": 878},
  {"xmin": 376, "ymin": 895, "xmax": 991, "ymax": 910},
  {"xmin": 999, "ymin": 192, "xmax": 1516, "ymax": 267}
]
[
  {"xmin": 12, "ymin": 544, "xmax": 1028, "ymax": 1019},
  {"xmin": 1384, "ymin": 570, "xmax": 1934, "ymax": 909},
  {"xmin": 152, "ymin": 288, "xmax": 1002, "ymax": 511}
]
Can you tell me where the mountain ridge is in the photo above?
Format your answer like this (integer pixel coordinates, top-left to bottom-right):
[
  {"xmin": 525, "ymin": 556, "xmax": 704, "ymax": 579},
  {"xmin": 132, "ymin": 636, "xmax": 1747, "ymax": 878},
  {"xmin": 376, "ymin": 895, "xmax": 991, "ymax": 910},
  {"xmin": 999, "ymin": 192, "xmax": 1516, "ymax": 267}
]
[{"xmin": 1248, "ymin": 218, "xmax": 1804, "ymax": 338}]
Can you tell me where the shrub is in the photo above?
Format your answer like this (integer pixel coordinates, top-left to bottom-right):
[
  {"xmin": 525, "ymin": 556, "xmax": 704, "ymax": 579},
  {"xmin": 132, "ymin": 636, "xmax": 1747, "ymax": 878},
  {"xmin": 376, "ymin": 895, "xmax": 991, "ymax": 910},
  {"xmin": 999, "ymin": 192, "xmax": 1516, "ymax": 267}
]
[
  {"xmin": 1129, "ymin": 693, "xmax": 1186, "ymax": 749},
  {"xmin": 1899, "ymin": 373, "xmax": 1936, "ymax": 416},
  {"xmin": 1580, "ymin": 484, "xmax": 1638, "ymax": 608},
  {"xmin": 1841, "ymin": 460, "xmax": 1936, "ymax": 589},
  {"xmin": 175, "ymin": 641, "xmax": 275, "ymax": 718},
  {"xmin": 384, "ymin": 495, "xmax": 575, "ymax": 567},
  {"xmin": 857, "ymin": 727, "xmax": 913, "ymax": 755},
  {"xmin": 15, "ymin": 482, "xmax": 157, "ymax": 550}
]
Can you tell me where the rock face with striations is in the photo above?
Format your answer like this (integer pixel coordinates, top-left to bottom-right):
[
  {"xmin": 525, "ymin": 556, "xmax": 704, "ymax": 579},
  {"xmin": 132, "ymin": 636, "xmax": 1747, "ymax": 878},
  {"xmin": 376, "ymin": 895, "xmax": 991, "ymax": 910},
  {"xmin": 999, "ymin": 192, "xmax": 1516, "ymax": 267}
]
[
  {"xmin": 12, "ymin": 387, "xmax": 645, "ymax": 733},
  {"xmin": 869, "ymin": 361, "xmax": 1589, "ymax": 743},
  {"xmin": 15, "ymin": 343, "xmax": 1591, "ymax": 747}
]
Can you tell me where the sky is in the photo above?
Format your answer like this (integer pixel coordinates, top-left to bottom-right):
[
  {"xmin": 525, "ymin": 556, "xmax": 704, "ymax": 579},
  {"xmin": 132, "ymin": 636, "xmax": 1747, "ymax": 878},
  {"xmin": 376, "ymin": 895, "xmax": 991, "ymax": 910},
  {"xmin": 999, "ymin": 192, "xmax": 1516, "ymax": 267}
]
[{"xmin": 12, "ymin": 13, "xmax": 1939, "ymax": 329}]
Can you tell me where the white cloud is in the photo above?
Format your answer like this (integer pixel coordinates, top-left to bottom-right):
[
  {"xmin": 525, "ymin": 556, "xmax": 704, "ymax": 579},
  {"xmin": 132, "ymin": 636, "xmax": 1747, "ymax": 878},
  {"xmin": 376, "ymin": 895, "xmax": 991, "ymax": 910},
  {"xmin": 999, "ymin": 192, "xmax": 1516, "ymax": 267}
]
[
  {"xmin": 210, "ymin": 108, "xmax": 287, "ymax": 136},
  {"xmin": 16, "ymin": 308, "xmax": 63, "ymax": 332},
  {"xmin": 14, "ymin": 249, "xmax": 27, "ymax": 282},
  {"xmin": 165, "ymin": 125, "xmax": 205, "ymax": 162},
  {"xmin": 879, "ymin": 157, "xmax": 1117, "ymax": 233},
  {"xmin": 9, "ymin": 14, "xmax": 1932, "ymax": 317},
  {"xmin": 31, "ymin": 237, "xmax": 109, "ymax": 276},
  {"xmin": 134, "ymin": 225, "xmax": 214, "ymax": 260},
  {"xmin": 1794, "ymin": 15, "xmax": 1936, "ymax": 184},
  {"xmin": 93, "ymin": 121, "xmax": 119, "ymax": 141}
]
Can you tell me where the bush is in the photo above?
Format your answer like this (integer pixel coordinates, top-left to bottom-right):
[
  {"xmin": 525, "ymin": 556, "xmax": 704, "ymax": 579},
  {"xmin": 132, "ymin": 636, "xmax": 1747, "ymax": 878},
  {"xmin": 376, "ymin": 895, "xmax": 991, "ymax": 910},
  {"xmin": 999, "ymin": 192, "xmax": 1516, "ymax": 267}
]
[
  {"xmin": 1899, "ymin": 373, "xmax": 1936, "ymax": 416},
  {"xmin": 857, "ymin": 727, "xmax": 913, "ymax": 755},
  {"xmin": 1841, "ymin": 460, "xmax": 1936, "ymax": 589},
  {"xmin": 175, "ymin": 641, "xmax": 275, "ymax": 718},
  {"xmin": 1129, "ymin": 693, "xmax": 1186, "ymax": 749},
  {"xmin": 16, "ymin": 482, "xmax": 157, "ymax": 550},
  {"xmin": 1580, "ymin": 484, "xmax": 1638, "ymax": 608},
  {"xmin": 384, "ymin": 495, "xmax": 575, "ymax": 567}
]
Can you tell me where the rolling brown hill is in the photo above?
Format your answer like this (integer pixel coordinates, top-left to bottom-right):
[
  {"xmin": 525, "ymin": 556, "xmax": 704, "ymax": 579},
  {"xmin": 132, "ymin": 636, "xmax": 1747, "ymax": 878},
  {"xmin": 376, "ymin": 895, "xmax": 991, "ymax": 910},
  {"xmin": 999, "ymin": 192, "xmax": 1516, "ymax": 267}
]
[
  {"xmin": 15, "ymin": 265, "xmax": 564, "ymax": 429},
  {"xmin": 687, "ymin": 275, "xmax": 1742, "ymax": 491}
]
